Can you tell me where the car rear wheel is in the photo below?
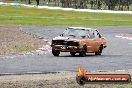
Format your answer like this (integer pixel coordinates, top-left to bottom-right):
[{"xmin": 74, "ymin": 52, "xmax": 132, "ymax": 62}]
[
  {"xmin": 95, "ymin": 45, "xmax": 103, "ymax": 55},
  {"xmin": 52, "ymin": 49, "xmax": 60, "ymax": 56},
  {"xmin": 70, "ymin": 52, "xmax": 76, "ymax": 56}
]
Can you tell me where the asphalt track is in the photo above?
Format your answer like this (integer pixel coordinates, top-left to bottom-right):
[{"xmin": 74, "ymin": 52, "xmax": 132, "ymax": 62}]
[{"xmin": 0, "ymin": 26, "xmax": 132, "ymax": 74}]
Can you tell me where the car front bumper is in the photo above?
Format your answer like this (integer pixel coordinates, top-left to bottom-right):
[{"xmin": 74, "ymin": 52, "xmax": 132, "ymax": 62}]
[{"xmin": 51, "ymin": 45, "xmax": 82, "ymax": 52}]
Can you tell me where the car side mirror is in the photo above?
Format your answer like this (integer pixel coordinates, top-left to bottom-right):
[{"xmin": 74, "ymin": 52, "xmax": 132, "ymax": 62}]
[{"xmin": 99, "ymin": 34, "xmax": 101, "ymax": 38}]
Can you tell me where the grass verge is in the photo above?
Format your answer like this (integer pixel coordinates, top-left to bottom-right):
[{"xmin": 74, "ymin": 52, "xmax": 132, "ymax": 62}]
[
  {"xmin": 0, "ymin": 6, "xmax": 132, "ymax": 26},
  {"xmin": 0, "ymin": 73, "xmax": 132, "ymax": 88},
  {"xmin": 14, "ymin": 45, "xmax": 33, "ymax": 52}
]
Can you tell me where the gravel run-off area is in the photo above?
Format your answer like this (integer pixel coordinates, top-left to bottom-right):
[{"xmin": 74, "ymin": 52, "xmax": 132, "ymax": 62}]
[{"xmin": 0, "ymin": 25, "xmax": 46, "ymax": 56}]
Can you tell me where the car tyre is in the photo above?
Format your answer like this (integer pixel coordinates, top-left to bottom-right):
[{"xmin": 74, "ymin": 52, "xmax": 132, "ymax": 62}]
[
  {"xmin": 95, "ymin": 45, "xmax": 103, "ymax": 55},
  {"xmin": 52, "ymin": 49, "xmax": 60, "ymax": 56},
  {"xmin": 70, "ymin": 52, "xmax": 76, "ymax": 56}
]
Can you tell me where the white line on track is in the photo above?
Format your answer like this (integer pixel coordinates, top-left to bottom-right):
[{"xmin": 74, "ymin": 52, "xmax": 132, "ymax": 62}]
[{"xmin": 115, "ymin": 35, "xmax": 132, "ymax": 40}]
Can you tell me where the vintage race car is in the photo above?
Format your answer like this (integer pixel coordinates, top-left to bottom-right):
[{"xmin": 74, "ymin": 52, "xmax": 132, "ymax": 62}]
[{"xmin": 51, "ymin": 27, "xmax": 107, "ymax": 57}]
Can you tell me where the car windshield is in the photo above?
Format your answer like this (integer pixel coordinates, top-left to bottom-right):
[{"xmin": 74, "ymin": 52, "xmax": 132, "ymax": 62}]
[{"xmin": 63, "ymin": 28, "xmax": 89, "ymax": 37}]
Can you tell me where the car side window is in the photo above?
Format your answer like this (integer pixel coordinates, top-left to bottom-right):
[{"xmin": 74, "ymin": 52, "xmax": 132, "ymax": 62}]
[
  {"xmin": 89, "ymin": 31, "xmax": 95, "ymax": 39},
  {"xmin": 94, "ymin": 31, "xmax": 100, "ymax": 39}
]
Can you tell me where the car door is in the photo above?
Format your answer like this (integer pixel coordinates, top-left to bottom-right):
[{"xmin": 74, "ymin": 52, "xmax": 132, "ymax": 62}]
[
  {"xmin": 93, "ymin": 30, "xmax": 102, "ymax": 51},
  {"xmin": 85, "ymin": 30, "xmax": 97, "ymax": 52}
]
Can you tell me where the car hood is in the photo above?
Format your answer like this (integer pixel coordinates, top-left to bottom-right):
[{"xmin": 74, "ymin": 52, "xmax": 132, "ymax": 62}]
[{"xmin": 52, "ymin": 36, "xmax": 80, "ymax": 42}]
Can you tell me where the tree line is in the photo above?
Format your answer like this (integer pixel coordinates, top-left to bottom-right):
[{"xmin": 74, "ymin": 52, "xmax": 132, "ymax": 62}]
[
  {"xmin": 4, "ymin": 0, "xmax": 132, "ymax": 10},
  {"xmin": 56, "ymin": 0, "xmax": 132, "ymax": 10}
]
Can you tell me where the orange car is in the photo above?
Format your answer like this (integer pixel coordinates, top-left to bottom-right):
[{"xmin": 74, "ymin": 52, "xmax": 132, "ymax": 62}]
[{"xmin": 51, "ymin": 27, "xmax": 107, "ymax": 57}]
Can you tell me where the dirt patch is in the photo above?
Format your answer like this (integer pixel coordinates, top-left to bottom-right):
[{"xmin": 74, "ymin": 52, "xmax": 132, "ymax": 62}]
[{"xmin": 0, "ymin": 25, "xmax": 46, "ymax": 56}]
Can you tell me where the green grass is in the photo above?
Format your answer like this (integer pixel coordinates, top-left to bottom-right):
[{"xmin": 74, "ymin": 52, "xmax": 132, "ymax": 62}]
[
  {"xmin": 14, "ymin": 45, "xmax": 33, "ymax": 52},
  {"xmin": 0, "ymin": 6, "xmax": 132, "ymax": 26}
]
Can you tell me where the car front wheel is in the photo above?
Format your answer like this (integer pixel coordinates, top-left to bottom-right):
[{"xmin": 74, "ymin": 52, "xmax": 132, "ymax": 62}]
[
  {"xmin": 79, "ymin": 48, "xmax": 87, "ymax": 57},
  {"xmin": 52, "ymin": 49, "xmax": 60, "ymax": 56}
]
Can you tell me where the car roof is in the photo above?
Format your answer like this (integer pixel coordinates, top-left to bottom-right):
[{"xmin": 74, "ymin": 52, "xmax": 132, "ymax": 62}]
[{"xmin": 68, "ymin": 27, "xmax": 96, "ymax": 31}]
